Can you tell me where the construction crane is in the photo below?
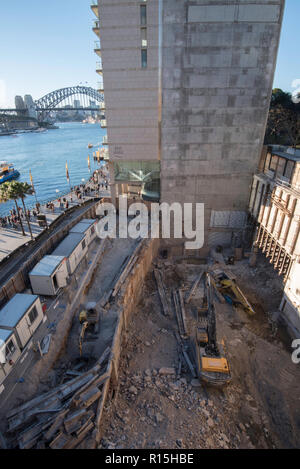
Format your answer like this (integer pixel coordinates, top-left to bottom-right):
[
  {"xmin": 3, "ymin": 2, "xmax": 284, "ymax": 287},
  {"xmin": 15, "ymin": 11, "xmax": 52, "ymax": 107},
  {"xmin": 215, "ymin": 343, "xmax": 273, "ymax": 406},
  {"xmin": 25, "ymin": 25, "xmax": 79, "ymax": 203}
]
[{"xmin": 193, "ymin": 273, "xmax": 231, "ymax": 387}]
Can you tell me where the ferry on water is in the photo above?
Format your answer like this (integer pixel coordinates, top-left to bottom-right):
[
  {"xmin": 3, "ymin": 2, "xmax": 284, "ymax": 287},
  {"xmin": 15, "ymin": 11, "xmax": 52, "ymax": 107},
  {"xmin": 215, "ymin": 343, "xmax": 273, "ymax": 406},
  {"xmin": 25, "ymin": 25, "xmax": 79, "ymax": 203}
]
[{"xmin": 0, "ymin": 161, "xmax": 20, "ymax": 184}]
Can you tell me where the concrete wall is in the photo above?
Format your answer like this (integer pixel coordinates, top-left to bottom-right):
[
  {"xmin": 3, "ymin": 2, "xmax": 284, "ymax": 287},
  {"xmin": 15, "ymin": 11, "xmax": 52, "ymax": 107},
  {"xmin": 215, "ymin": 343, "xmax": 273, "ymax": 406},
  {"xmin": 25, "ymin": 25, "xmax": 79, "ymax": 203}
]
[
  {"xmin": 160, "ymin": 0, "xmax": 285, "ymax": 253},
  {"xmin": 99, "ymin": 0, "xmax": 160, "ymax": 162},
  {"xmin": 94, "ymin": 237, "xmax": 160, "ymax": 444}
]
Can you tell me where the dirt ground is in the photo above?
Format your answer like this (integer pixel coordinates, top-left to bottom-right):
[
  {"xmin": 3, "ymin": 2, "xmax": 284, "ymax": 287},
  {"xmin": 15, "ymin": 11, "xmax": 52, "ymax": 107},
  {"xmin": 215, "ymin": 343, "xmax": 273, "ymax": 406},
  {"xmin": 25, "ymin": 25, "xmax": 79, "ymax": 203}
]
[
  {"xmin": 99, "ymin": 254, "xmax": 300, "ymax": 449},
  {"xmin": 3, "ymin": 241, "xmax": 299, "ymax": 450},
  {"xmin": 37, "ymin": 236, "xmax": 138, "ymax": 392},
  {"xmin": 0, "ymin": 236, "xmax": 137, "ymax": 445}
]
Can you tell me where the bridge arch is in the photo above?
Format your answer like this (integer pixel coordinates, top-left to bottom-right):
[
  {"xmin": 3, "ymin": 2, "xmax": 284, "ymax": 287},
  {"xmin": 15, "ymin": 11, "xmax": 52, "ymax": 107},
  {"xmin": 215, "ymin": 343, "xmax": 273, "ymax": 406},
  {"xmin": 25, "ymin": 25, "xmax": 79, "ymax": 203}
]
[{"xmin": 35, "ymin": 86, "xmax": 104, "ymax": 122}]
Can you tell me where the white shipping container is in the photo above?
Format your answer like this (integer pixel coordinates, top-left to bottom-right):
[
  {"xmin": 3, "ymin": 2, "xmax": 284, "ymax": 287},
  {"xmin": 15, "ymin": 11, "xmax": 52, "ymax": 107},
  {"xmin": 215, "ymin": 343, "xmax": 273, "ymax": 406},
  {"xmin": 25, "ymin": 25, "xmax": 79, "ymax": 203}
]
[
  {"xmin": 52, "ymin": 233, "xmax": 88, "ymax": 274},
  {"xmin": 70, "ymin": 218, "xmax": 97, "ymax": 246},
  {"xmin": 0, "ymin": 294, "xmax": 44, "ymax": 349},
  {"xmin": 29, "ymin": 255, "xmax": 69, "ymax": 296},
  {"xmin": 0, "ymin": 329, "xmax": 22, "ymax": 385}
]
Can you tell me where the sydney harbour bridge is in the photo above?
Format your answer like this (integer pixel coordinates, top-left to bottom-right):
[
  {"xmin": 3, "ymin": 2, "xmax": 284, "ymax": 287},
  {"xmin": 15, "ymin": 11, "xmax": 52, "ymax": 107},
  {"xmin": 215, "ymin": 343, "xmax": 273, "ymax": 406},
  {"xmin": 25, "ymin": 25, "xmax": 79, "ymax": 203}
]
[{"xmin": 0, "ymin": 86, "xmax": 104, "ymax": 127}]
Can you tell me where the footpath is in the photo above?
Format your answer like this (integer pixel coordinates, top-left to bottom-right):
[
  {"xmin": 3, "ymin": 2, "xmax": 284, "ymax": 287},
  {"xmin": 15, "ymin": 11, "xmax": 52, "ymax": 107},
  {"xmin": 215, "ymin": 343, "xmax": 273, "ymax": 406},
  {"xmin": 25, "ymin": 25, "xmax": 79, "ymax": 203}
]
[{"xmin": 0, "ymin": 186, "xmax": 109, "ymax": 263}]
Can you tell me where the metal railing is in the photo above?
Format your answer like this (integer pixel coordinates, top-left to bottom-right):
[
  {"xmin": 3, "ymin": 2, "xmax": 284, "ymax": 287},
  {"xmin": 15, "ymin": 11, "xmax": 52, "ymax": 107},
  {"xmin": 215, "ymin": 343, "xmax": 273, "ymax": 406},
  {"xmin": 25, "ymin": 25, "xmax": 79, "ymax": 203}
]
[
  {"xmin": 102, "ymin": 148, "xmax": 109, "ymax": 160},
  {"xmin": 0, "ymin": 178, "xmax": 107, "ymax": 218},
  {"xmin": 275, "ymin": 177, "xmax": 300, "ymax": 196},
  {"xmin": 96, "ymin": 61, "xmax": 103, "ymax": 71}
]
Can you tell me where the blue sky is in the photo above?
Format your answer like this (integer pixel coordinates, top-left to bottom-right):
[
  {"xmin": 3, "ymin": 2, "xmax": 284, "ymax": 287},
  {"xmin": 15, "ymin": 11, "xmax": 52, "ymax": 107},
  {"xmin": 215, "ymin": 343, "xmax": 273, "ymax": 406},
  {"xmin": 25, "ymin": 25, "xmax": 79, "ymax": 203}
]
[
  {"xmin": 0, "ymin": 0, "xmax": 97, "ymax": 107},
  {"xmin": 273, "ymin": 0, "xmax": 300, "ymax": 96},
  {"xmin": 0, "ymin": 0, "xmax": 299, "ymax": 107}
]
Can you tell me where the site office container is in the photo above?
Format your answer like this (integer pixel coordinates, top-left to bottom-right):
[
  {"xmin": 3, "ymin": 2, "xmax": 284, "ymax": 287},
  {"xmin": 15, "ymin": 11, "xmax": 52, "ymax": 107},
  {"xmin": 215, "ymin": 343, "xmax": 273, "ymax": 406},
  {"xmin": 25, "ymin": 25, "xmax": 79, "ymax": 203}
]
[
  {"xmin": 0, "ymin": 329, "xmax": 22, "ymax": 385},
  {"xmin": 0, "ymin": 294, "xmax": 44, "ymax": 350},
  {"xmin": 70, "ymin": 218, "xmax": 98, "ymax": 246},
  {"xmin": 52, "ymin": 232, "xmax": 88, "ymax": 275},
  {"xmin": 29, "ymin": 255, "xmax": 69, "ymax": 296}
]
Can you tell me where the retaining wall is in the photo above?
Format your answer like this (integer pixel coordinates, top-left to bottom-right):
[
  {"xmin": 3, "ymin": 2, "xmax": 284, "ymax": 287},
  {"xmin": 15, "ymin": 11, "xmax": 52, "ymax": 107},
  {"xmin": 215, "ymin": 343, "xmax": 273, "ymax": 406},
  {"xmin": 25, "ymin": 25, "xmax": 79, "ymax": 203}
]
[{"xmin": 94, "ymin": 237, "xmax": 160, "ymax": 445}]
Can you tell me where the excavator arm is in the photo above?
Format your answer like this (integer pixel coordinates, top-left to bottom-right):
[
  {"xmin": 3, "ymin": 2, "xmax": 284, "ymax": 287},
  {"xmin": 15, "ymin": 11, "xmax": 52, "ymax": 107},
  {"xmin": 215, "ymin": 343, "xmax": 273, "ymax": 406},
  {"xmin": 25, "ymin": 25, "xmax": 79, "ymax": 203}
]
[{"xmin": 79, "ymin": 321, "xmax": 89, "ymax": 356}]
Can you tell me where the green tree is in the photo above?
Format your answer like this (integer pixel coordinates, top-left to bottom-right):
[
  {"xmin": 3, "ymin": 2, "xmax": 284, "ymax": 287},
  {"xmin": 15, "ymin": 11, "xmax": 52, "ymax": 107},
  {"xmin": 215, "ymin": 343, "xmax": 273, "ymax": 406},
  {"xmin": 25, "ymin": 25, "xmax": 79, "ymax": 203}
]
[
  {"xmin": 265, "ymin": 88, "xmax": 300, "ymax": 146},
  {"xmin": 0, "ymin": 181, "xmax": 34, "ymax": 239},
  {"xmin": 0, "ymin": 182, "xmax": 25, "ymax": 236},
  {"xmin": 271, "ymin": 89, "xmax": 294, "ymax": 108}
]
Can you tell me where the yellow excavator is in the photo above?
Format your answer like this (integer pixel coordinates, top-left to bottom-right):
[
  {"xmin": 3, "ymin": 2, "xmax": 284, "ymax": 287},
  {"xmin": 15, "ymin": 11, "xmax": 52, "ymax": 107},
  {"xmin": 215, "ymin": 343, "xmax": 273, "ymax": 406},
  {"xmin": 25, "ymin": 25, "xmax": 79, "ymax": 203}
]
[
  {"xmin": 79, "ymin": 302, "xmax": 100, "ymax": 356},
  {"xmin": 193, "ymin": 273, "xmax": 231, "ymax": 386},
  {"xmin": 211, "ymin": 269, "xmax": 256, "ymax": 316}
]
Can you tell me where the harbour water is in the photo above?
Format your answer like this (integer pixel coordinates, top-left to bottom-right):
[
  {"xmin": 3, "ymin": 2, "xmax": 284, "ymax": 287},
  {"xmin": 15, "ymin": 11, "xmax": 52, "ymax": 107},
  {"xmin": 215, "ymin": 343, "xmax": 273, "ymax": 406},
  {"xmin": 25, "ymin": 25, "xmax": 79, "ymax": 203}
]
[{"xmin": 0, "ymin": 122, "xmax": 106, "ymax": 216}]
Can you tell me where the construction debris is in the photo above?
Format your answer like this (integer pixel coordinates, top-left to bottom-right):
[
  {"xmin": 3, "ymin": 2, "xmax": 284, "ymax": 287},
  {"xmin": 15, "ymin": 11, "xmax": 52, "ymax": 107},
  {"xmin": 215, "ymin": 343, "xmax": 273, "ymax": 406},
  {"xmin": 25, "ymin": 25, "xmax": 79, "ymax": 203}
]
[
  {"xmin": 173, "ymin": 290, "xmax": 188, "ymax": 339},
  {"xmin": 49, "ymin": 431, "xmax": 70, "ymax": 450},
  {"xmin": 185, "ymin": 272, "xmax": 204, "ymax": 304},
  {"xmin": 0, "ymin": 431, "xmax": 7, "ymax": 450},
  {"xmin": 39, "ymin": 334, "xmax": 52, "ymax": 356},
  {"xmin": 63, "ymin": 409, "xmax": 88, "ymax": 433},
  {"xmin": 6, "ymin": 349, "xmax": 111, "ymax": 449},
  {"xmin": 2, "ymin": 227, "xmax": 298, "ymax": 450},
  {"xmin": 174, "ymin": 332, "xmax": 197, "ymax": 378},
  {"xmin": 76, "ymin": 387, "xmax": 101, "ymax": 409},
  {"xmin": 154, "ymin": 269, "xmax": 170, "ymax": 316},
  {"xmin": 44, "ymin": 410, "xmax": 69, "ymax": 441},
  {"xmin": 112, "ymin": 240, "xmax": 144, "ymax": 298}
]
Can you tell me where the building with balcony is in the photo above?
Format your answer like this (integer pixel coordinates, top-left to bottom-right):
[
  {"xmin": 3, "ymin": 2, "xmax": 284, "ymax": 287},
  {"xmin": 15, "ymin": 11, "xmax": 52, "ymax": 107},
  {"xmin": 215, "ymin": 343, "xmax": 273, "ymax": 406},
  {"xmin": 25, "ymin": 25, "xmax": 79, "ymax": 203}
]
[
  {"xmin": 92, "ymin": 20, "xmax": 100, "ymax": 37},
  {"xmin": 91, "ymin": 0, "xmax": 99, "ymax": 18},
  {"xmin": 95, "ymin": 0, "xmax": 285, "ymax": 255},
  {"xmin": 91, "ymin": 2, "xmax": 106, "ymax": 140},
  {"xmin": 249, "ymin": 145, "xmax": 300, "ymax": 337},
  {"xmin": 94, "ymin": 40, "xmax": 101, "ymax": 57}
]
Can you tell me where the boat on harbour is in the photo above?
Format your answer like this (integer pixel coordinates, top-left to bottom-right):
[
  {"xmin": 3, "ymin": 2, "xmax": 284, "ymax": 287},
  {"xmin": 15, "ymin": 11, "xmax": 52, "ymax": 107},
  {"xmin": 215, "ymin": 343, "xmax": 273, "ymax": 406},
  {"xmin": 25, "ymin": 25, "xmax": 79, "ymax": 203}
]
[{"xmin": 0, "ymin": 161, "xmax": 20, "ymax": 184}]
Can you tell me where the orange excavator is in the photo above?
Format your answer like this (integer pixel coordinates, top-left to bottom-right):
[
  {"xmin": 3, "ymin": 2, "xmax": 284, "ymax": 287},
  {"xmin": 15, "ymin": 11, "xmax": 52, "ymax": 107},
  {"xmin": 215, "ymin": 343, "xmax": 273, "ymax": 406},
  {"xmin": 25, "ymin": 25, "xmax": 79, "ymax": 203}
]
[{"xmin": 193, "ymin": 273, "xmax": 231, "ymax": 386}]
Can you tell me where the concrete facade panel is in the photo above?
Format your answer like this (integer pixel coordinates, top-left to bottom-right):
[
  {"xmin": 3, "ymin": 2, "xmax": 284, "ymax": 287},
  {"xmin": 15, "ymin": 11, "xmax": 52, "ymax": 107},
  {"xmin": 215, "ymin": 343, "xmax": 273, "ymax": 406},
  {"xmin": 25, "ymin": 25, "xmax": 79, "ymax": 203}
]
[
  {"xmin": 188, "ymin": 5, "xmax": 236, "ymax": 23},
  {"xmin": 237, "ymin": 4, "xmax": 281, "ymax": 22},
  {"xmin": 160, "ymin": 0, "xmax": 284, "ymax": 251}
]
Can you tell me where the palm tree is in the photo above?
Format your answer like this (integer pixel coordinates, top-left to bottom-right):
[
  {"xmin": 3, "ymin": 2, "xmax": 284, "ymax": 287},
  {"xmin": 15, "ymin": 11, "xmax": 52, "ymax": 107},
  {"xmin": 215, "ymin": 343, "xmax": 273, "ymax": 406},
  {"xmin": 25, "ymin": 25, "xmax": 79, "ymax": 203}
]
[
  {"xmin": 0, "ymin": 182, "xmax": 26, "ymax": 236},
  {"xmin": 0, "ymin": 181, "xmax": 34, "ymax": 239},
  {"xmin": 12, "ymin": 181, "xmax": 34, "ymax": 240}
]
